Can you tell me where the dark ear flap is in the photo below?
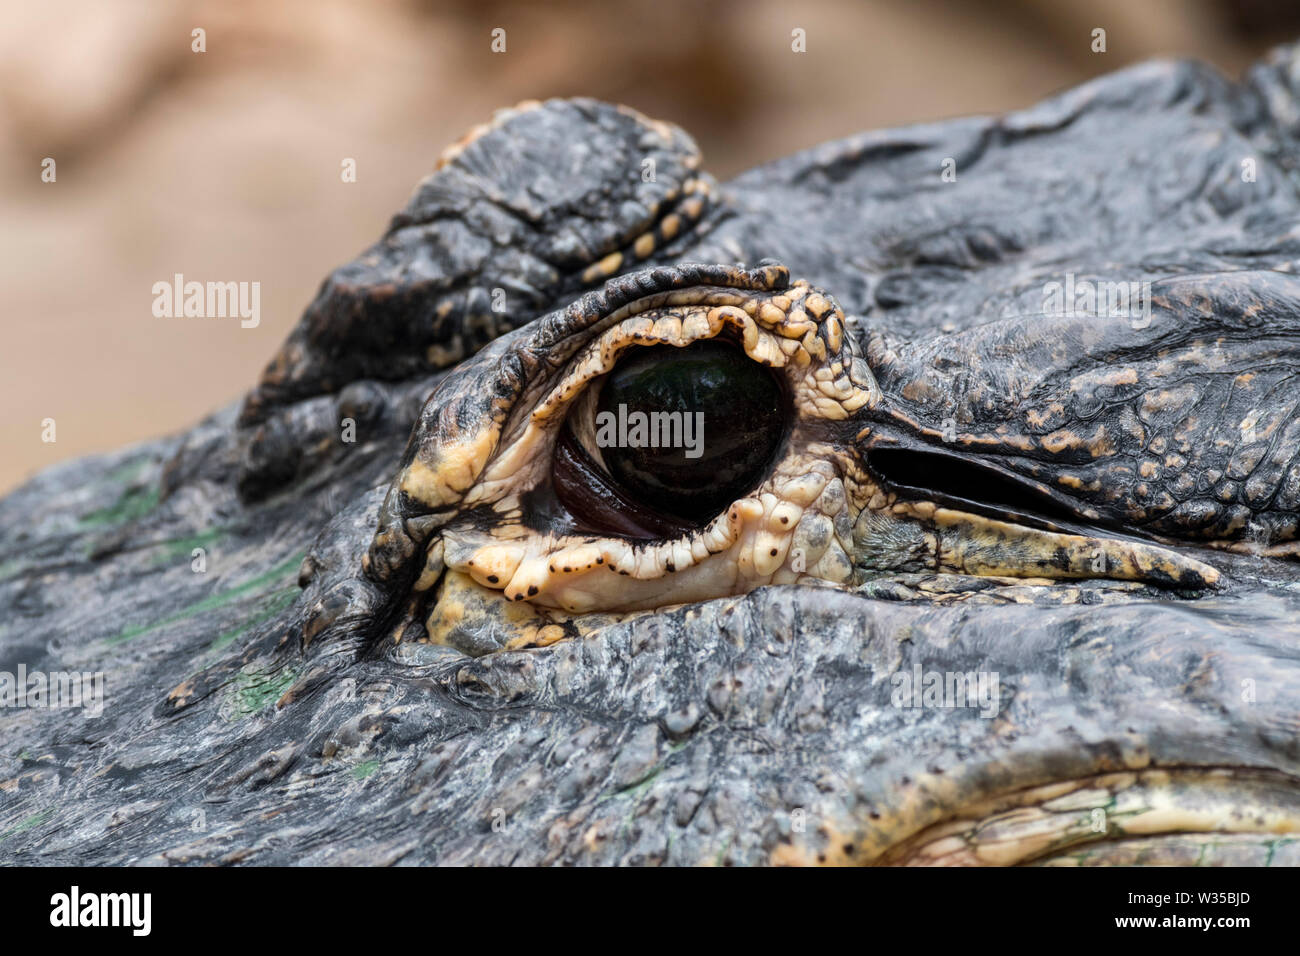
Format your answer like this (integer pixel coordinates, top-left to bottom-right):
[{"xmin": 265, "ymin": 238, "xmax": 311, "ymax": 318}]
[
  {"xmin": 863, "ymin": 270, "xmax": 1300, "ymax": 548},
  {"xmin": 240, "ymin": 98, "xmax": 718, "ymax": 427}
]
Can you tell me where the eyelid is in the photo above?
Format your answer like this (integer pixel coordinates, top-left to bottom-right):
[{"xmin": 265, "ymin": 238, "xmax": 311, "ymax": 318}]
[
  {"xmin": 473, "ymin": 299, "xmax": 776, "ymax": 494},
  {"xmin": 471, "ymin": 283, "xmax": 876, "ymax": 503},
  {"xmin": 531, "ymin": 302, "xmax": 776, "ymax": 430},
  {"xmin": 552, "ymin": 428, "xmax": 695, "ymax": 539},
  {"xmin": 527, "ymin": 284, "xmax": 878, "ymax": 435},
  {"xmin": 561, "ymin": 377, "xmax": 609, "ymax": 471}
]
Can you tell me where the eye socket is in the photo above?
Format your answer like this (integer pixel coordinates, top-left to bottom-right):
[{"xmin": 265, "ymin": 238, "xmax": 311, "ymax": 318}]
[{"xmin": 553, "ymin": 339, "xmax": 788, "ymax": 536}]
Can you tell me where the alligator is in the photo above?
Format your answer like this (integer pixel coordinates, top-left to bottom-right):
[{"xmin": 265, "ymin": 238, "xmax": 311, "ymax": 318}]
[{"xmin": 3, "ymin": 46, "xmax": 1300, "ymax": 866}]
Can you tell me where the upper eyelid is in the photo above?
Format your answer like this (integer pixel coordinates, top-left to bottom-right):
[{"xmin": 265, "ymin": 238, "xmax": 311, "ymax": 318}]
[
  {"xmin": 477, "ymin": 280, "xmax": 877, "ymax": 494},
  {"xmin": 531, "ymin": 303, "xmax": 787, "ymax": 428},
  {"xmin": 473, "ymin": 264, "xmax": 801, "ymax": 444},
  {"xmin": 471, "ymin": 303, "xmax": 770, "ymax": 497},
  {"xmin": 525, "ymin": 285, "xmax": 876, "ymax": 433}
]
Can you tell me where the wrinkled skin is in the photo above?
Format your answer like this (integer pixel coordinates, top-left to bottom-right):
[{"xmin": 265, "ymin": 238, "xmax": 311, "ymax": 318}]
[{"xmin": 4, "ymin": 52, "xmax": 1300, "ymax": 866}]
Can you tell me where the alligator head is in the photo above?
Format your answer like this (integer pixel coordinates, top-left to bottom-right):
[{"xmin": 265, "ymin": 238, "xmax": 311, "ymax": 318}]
[{"xmin": 138, "ymin": 74, "xmax": 1300, "ymax": 865}]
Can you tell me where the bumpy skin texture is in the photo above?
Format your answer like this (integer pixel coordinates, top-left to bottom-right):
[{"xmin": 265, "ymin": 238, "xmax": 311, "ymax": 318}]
[
  {"xmin": 863, "ymin": 270, "xmax": 1300, "ymax": 546},
  {"xmin": 5, "ymin": 50, "xmax": 1300, "ymax": 865},
  {"xmin": 232, "ymin": 100, "xmax": 716, "ymax": 500}
]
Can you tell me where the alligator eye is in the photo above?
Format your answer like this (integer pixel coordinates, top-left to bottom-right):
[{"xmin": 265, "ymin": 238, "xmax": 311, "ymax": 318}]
[{"xmin": 554, "ymin": 340, "xmax": 787, "ymax": 535}]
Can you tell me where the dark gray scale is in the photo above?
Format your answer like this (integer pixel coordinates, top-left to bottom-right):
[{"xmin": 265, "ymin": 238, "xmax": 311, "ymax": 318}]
[
  {"xmin": 241, "ymin": 100, "xmax": 716, "ymax": 424},
  {"xmin": 228, "ymin": 99, "xmax": 722, "ymax": 501}
]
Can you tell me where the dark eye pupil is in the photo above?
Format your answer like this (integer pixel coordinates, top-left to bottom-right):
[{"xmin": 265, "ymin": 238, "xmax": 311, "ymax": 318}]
[{"xmin": 590, "ymin": 340, "xmax": 785, "ymax": 524}]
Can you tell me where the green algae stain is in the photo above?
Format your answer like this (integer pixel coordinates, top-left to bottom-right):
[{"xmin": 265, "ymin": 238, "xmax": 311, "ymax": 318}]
[
  {"xmin": 78, "ymin": 485, "xmax": 160, "ymax": 528},
  {"xmin": 1264, "ymin": 836, "xmax": 1298, "ymax": 867},
  {"xmin": 352, "ymin": 760, "xmax": 380, "ymax": 781},
  {"xmin": 156, "ymin": 528, "xmax": 226, "ymax": 565},
  {"xmin": 0, "ymin": 808, "xmax": 54, "ymax": 843},
  {"xmin": 207, "ymin": 586, "xmax": 301, "ymax": 654},
  {"xmin": 105, "ymin": 458, "xmax": 149, "ymax": 484},
  {"xmin": 108, "ymin": 551, "xmax": 305, "ymax": 646},
  {"xmin": 230, "ymin": 663, "xmax": 300, "ymax": 718},
  {"xmin": 618, "ymin": 766, "xmax": 662, "ymax": 798}
]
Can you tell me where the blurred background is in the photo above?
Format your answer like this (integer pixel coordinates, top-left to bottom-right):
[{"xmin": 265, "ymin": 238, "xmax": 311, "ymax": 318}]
[{"xmin": 3, "ymin": 0, "xmax": 1297, "ymax": 493}]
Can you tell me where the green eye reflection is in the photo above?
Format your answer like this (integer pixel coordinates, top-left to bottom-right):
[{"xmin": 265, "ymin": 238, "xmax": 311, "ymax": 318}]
[{"xmin": 583, "ymin": 340, "xmax": 787, "ymax": 525}]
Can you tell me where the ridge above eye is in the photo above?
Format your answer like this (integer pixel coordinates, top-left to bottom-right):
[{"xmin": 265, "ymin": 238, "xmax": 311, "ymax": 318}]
[{"xmin": 558, "ymin": 339, "xmax": 789, "ymax": 531}]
